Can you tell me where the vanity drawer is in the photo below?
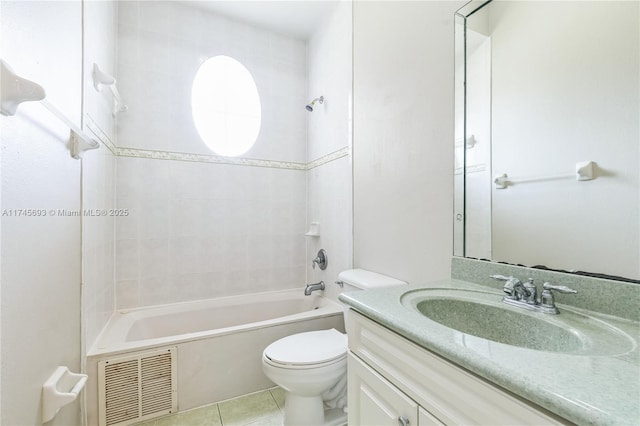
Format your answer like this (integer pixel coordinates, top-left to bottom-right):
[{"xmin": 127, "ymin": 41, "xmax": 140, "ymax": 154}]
[
  {"xmin": 346, "ymin": 310, "xmax": 569, "ymax": 426},
  {"xmin": 348, "ymin": 353, "xmax": 421, "ymax": 426}
]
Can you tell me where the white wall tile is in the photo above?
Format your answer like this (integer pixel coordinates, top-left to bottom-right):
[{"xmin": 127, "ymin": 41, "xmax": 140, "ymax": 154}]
[
  {"xmin": 307, "ymin": 2, "xmax": 352, "ymax": 162},
  {"xmin": 117, "ymin": 279, "xmax": 140, "ymax": 309},
  {"xmin": 139, "ymin": 238, "xmax": 169, "ymax": 279},
  {"xmin": 83, "ymin": 146, "xmax": 116, "ymax": 351},
  {"xmin": 115, "ymin": 239, "xmax": 139, "ymax": 282},
  {"xmin": 113, "ymin": 2, "xmax": 357, "ymax": 310},
  {"xmin": 304, "ymin": 3, "xmax": 354, "ymax": 302},
  {"xmin": 117, "ymin": 1, "xmax": 307, "ymax": 163}
]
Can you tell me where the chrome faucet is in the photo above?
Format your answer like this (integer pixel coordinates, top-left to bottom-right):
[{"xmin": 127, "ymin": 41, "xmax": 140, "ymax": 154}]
[
  {"xmin": 490, "ymin": 275, "xmax": 577, "ymax": 314},
  {"xmin": 304, "ymin": 281, "xmax": 325, "ymax": 296}
]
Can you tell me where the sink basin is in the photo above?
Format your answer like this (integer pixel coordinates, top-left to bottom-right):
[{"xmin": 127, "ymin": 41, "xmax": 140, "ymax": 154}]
[{"xmin": 401, "ymin": 289, "xmax": 635, "ymax": 356}]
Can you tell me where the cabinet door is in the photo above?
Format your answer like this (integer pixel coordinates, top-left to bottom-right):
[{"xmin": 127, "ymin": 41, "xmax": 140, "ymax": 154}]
[
  {"xmin": 348, "ymin": 353, "xmax": 419, "ymax": 426},
  {"xmin": 419, "ymin": 407, "xmax": 445, "ymax": 426}
]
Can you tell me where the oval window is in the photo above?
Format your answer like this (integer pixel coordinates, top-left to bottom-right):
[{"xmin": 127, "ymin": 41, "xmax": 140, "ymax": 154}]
[{"xmin": 191, "ymin": 56, "xmax": 261, "ymax": 157}]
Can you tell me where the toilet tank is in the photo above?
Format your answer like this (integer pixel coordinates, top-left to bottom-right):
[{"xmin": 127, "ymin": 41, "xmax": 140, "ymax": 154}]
[{"xmin": 338, "ymin": 269, "xmax": 407, "ymax": 292}]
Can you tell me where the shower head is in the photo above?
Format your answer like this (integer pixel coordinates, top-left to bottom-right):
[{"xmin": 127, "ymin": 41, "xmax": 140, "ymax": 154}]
[{"xmin": 305, "ymin": 96, "xmax": 324, "ymax": 112}]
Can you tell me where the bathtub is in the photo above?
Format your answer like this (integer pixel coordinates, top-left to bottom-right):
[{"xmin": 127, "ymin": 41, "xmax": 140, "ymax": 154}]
[{"xmin": 86, "ymin": 289, "xmax": 345, "ymax": 425}]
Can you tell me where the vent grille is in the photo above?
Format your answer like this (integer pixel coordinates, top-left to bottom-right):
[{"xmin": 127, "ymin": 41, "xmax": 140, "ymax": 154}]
[
  {"xmin": 104, "ymin": 360, "xmax": 139, "ymax": 425},
  {"xmin": 141, "ymin": 353, "xmax": 173, "ymax": 416},
  {"xmin": 98, "ymin": 348, "xmax": 177, "ymax": 426}
]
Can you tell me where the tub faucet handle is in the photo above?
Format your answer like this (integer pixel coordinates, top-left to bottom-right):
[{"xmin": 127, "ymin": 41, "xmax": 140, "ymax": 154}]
[{"xmin": 312, "ymin": 249, "xmax": 327, "ymax": 270}]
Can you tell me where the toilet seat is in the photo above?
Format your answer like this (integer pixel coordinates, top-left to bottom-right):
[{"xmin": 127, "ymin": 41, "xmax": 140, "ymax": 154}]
[{"xmin": 263, "ymin": 329, "xmax": 347, "ymax": 369}]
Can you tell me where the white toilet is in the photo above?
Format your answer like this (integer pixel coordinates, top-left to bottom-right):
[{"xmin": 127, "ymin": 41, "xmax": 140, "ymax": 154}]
[{"xmin": 262, "ymin": 269, "xmax": 407, "ymax": 426}]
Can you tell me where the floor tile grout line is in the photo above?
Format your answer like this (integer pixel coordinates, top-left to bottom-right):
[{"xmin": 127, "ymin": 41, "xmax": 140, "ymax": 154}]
[
  {"xmin": 268, "ymin": 389, "xmax": 282, "ymax": 412},
  {"xmin": 217, "ymin": 403, "xmax": 223, "ymax": 426},
  {"xmin": 135, "ymin": 388, "xmax": 283, "ymax": 425}
]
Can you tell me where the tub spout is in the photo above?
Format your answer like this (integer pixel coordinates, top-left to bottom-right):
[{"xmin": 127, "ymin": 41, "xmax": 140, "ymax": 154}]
[{"xmin": 304, "ymin": 281, "xmax": 325, "ymax": 296}]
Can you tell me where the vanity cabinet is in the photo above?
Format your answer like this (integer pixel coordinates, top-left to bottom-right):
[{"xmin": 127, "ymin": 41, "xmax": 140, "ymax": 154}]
[
  {"xmin": 349, "ymin": 352, "xmax": 444, "ymax": 426},
  {"xmin": 346, "ymin": 310, "xmax": 569, "ymax": 426}
]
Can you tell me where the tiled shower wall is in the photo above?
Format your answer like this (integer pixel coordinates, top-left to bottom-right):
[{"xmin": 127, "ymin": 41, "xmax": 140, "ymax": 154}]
[
  {"xmin": 115, "ymin": 158, "xmax": 307, "ymax": 308},
  {"xmin": 114, "ymin": 1, "xmax": 310, "ymax": 309},
  {"xmin": 306, "ymin": 1, "xmax": 353, "ymax": 301},
  {"xmin": 116, "ymin": 1, "xmax": 307, "ymax": 162},
  {"xmin": 82, "ymin": 0, "xmax": 117, "ymax": 352}
]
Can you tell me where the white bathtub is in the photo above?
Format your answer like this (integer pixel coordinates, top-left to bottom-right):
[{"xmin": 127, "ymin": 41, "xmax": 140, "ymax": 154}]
[{"xmin": 86, "ymin": 289, "xmax": 345, "ymax": 424}]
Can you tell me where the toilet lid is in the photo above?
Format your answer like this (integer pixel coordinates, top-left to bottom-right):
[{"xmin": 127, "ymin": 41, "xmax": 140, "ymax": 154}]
[{"xmin": 264, "ymin": 329, "xmax": 347, "ymax": 366}]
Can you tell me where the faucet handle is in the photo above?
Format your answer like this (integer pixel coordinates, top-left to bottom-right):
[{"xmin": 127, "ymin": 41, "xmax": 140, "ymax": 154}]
[
  {"xmin": 492, "ymin": 275, "xmax": 516, "ymax": 298},
  {"xmin": 490, "ymin": 275, "xmax": 523, "ymax": 285},
  {"xmin": 490, "ymin": 274, "xmax": 514, "ymax": 282},
  {"xmin": 311, "ymin": 249, "xmax": 327, "ymax": 270},
  {"xmin": 490, "ymin": 275, "xmax": 522, "ymax": 299},
  {"xmin": 540, "ymin": 282, "xmax": 577, "ymax": 314},
  {"xmin": 542, "ymin": 283, "xmax": 577, "ymax": 294}
]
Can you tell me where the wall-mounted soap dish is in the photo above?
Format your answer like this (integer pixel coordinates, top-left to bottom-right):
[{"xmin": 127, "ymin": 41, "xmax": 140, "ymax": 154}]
[{"xmin": 305, "ymin": 222, "xmax": 320, "ymax": 237}]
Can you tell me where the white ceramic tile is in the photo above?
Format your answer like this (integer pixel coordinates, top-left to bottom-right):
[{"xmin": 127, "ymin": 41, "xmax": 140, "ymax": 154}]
[
  {"xmin": 139, "ymin": 276, "xmax": 170, "ymax": 307},
  {"xmin": 117, "ymin": 0, "xmax": 308, "ymax": 163},
  {"xmin": 169, "ymin": 198, "xmax": 202, "ymax": 238},
  {"xmin": 115, "ymin": 239, "xmax": 139, "ymax": 281},
  {"xmin": 116, "ymin": 279, "xmax": 139, "ymax": 309},
  {"xmin": 137, "ymin": 1, "xmax": 170, "ymax": 36},
  {"xmin": 115, "ymin": 198, "xmax": 139, "ymax": 240},
  {"xmin": 138, "ymin": 198, "xmax": 168, "ymax": 239},
  {"xmin": 169, "ymin": 273, "xmax": 205, "ymax": 303},
  {"xmin": 111, "ymin": 2, "xmax": 357, "ymax": 310},
  {"xmin": 169, "ymin": 237, "xmax": 201, "ymax": 276},
  {"xmin": 117, "ymin": 1, "xmax": 139, "ymax": 31},
  {"xmin": 116, "ymin": 25, "xmax": 139, "ymax": 69},
  {"xmin": 139, "ymin": 238, "xmax": 169, "ymax": 279}
]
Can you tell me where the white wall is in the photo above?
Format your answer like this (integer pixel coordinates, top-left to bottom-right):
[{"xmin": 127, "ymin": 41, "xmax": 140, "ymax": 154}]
[
  {"xmin": 488, "ymin": 1, "xmax": 639, "ymax": 277},
  {"xmin": 114, "ymin": 2, "xmax": 309, "ymax": 309},
  {"xmin": 353, "ymin": 1, "xmax": 464, "ymax": 285},
  {"xmin": 306, "ymin": 1, "xmax": 353, "ymax": 301},
  {"xmin": 0, "ymin": 2, "xmax": 82, "ymax": 424}
]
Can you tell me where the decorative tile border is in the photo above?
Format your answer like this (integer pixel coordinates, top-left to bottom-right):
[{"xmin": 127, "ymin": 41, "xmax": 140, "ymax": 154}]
[
  {"xmin": 454, "ymin": 163, "xmax": 486, "ymax": 175},
  {"xmin": 113, "ymin": 145, "xmax": 351, "ymax": 171},
  {"xmin": 84, "ymin": 114, "xmax": 117, "ymax": 155},
  {"xmin": 115, "ymin": 147, "xmax": 307, "ymax": 170},
  {"xmin": 306, "ymin": 146, "xmax": 351, "ymax": 170}
]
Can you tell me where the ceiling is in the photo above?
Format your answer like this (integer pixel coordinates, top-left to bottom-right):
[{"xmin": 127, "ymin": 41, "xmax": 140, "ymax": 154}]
[{"xmin": 185, "ymin": 1, "xmax": 340, "ymax": 40}]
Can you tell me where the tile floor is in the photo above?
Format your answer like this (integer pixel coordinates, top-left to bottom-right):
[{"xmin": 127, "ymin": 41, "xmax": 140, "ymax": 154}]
[{"xmin": 137, "ymin": 387, "xmax": 286, "ymax": 426}]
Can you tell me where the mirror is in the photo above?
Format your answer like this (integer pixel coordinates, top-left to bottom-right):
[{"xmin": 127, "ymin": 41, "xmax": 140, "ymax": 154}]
[{"xmin": 454, "ymin": 0, "xmax": 639, "ymax": 282}]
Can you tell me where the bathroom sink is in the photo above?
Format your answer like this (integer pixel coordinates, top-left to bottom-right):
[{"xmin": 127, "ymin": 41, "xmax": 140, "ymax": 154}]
[{"xmin": 401, "ymin": 289, "xmax": 634, "ymax": 356}]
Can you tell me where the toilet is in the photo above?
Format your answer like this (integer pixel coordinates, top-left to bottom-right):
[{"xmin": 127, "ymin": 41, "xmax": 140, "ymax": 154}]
[{"xmin": 262, "ymin": 269, "xmax": 407, "ymax": 426}]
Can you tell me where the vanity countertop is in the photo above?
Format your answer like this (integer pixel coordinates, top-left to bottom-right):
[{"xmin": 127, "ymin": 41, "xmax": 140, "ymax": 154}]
[{"xmin": 339, "ymin": 279, "xmax": 640, "ymax": 426}]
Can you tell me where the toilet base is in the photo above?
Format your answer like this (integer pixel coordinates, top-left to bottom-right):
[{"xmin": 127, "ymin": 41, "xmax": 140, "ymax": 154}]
[
  {"xmin": 324, "ymin": 407, "xmax": 348, "ymax": 426},
  {"xmin": 283, "ymin": 394, "xmax": 323, "ymax": 426},
  {"xmin": 283, "ymin": 394, "xmax": 347, "ymax": 426}
]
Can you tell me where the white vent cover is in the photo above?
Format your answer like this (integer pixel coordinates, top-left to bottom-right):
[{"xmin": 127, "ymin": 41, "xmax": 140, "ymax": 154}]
[{"xmin": 98, "ymin": 347, "xmax": 177, "ymax": 426}]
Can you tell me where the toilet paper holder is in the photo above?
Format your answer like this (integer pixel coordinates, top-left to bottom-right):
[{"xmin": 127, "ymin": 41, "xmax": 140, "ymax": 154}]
[{"xmin": 42, "ymin": 366, "xmax": 88, "ymax": 423}]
